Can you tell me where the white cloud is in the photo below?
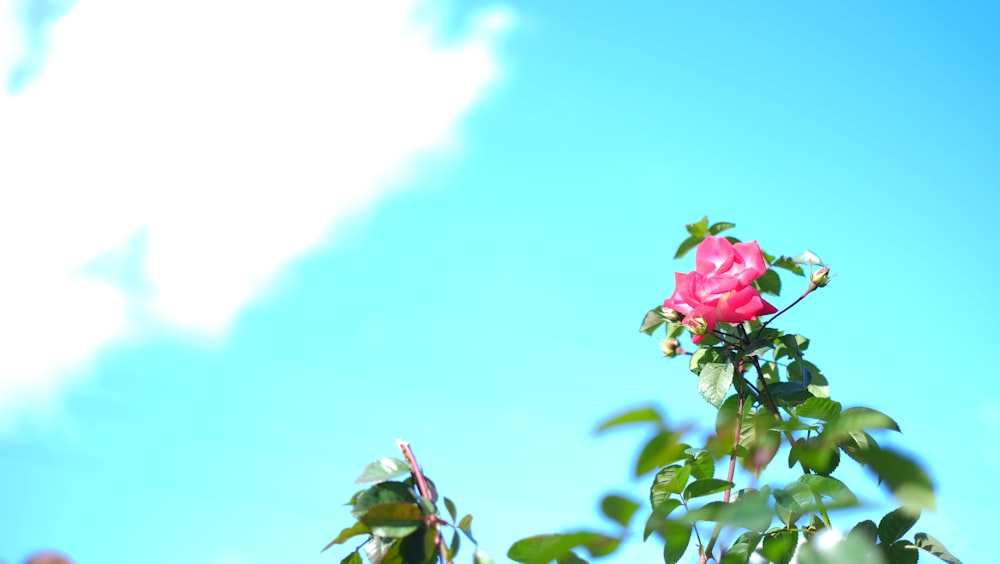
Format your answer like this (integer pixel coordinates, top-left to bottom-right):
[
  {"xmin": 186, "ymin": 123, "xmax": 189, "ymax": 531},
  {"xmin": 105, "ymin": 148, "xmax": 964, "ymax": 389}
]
[{"xmin": 0, "ymin": 0, "xmax": 513, "ymax": 430}]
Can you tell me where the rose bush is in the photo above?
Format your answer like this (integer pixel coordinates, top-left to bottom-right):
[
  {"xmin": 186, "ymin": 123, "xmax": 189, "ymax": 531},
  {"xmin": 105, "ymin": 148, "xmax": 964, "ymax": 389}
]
[{"xmin": 662, "ymin": 235, "xmax": 777, "ymax": 342}]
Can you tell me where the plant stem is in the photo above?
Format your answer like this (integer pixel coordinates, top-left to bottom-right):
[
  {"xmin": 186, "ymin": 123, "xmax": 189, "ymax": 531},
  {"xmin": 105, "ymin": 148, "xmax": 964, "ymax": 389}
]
[
  {"xmin": 755, "ymin": 287, "xmax": 812, "ymax": 339},
  {"xmin": 397, "ymin": 439, "xmax": 451, "ymax": 564},
  {"xmin": 704, "ymin": 373, "xmax": 747, "ymax": 561}
]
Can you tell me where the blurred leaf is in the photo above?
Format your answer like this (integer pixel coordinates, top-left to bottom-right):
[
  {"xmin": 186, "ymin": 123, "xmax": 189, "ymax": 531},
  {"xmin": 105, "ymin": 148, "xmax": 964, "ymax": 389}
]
[
  {"xmin": 640, "ymin": 306, "xmax": 669, "ymax": 336},
  {"xmin": 798, "ymin": 533, "xmax": 886, "ymax": 564},
  {"xmin": 353, "ymin": 482, "xmax": 417, "ymax": 519},
  {"xmin": 399, "ymin": 525, "xmax": 437, "ymax": 564},
  {"xmin": 643, "ymin": 498, "xmax": 682, "ymax": 540},
  {"xmin": 340, "ymin": 552, "xmax": 363, "ymax": 564},
  {"xmin": 866, "ymin": 448, "xmax": 936, "ymax": 510},
  {"xmin": 914, "ymin": 533, "xmax": 962, "ymax": 564},
  {"xmin": 508, "ymin": 532, "xmax": 620, "ymax": 564},
  {"xmin": 838, "ymin": 431, "xmax": 879, "ymax": 467},
  {"xmin": 822, "ymin": 407, "xmax": 901, "ymax": 444},
  {"xmin": 686, "ymin": 216, "xmax": 710, "ymax": 238},
  {"xmin": 791, "ymin": 250, "xmax": 824, "ymax": 266},
  {"xmin": 473, "ymin": 550, "xmax": 495, "ymax": 564},
  {"xmin": 595, "ymin": 406, "xmax": 664, "ymax": 434},
  {"xmin": 878, "ymin": 507, "xmax": 921, "ymax": 544},
  {"xmin": 449, "ymin": 530, "xmax": 460, "ymax": 560},
  {"xmin": 636, "ymin": 431, "xmax": 688, "ymax": 477},
  {"xmin": 762, "ymin": 530, "xmax": 798, "ymax": 564},
  {"xmin": 754, "ymin": 269, "xmax": 782, "ymax": 296},
  {"xmin": 356, "ymin": 458, "xmax": 412, "ymax": 484},
  {"xmin": 686, "ymin": 487, "xmax": 773, "ymax": 532},
  {"xmin": 444, "ymin": 497, "xmax": 457, "ymax": 522},
  {"xmin": 662, "ymin": 520, "xmax": 693, "ymax": 564},
  {"xmin": 675, "ymin": 236, "xmax": 703, "ymax": 259},
  {"xmin": 458, "ymin": 514, "xmax": 475, "ymax": 542},
  {"xmin": 886, "ymin": 540, "xmax": 919, "ymax": 564},
  {"xmin": 699, "ymin": 361, "xmax": 735, "ymax": 407},
  {"xmin": 600, "ymin": 494, "xmax": 640, "ymax": 528},
  {"xmin": 790, "ymin": 437, "xmax": 840, "ymax": 476},
  {"xmin": 797, "ymin": 398, "xmax": 843, "ymax": 422},
  {"xmin": 323, "ymin": 521, "xmax": 371, "ymax": 552},
  {"xmin": 721, "ymin": 532, "xmax": 763, "ymax": 564},
  {"xmin": 358, "ymin": 502, "xmax": 423, "ymax": 538},
  {"xmin": 774, "ymin": 482, "xmax": 813, "ymax": 526},
  {"xmin": 848, "ymin": 520, "xmax": 878, "ymax": 546},
  {"xmin": 708, "ymin": 221, "xmax": 736, "ymax": 235},
  {"xmin": 683, "ymin": 478, "xmax": 734, "ymax": 501},
  {"xmin": 798, "ymin": 475, "xmax": 858, "ymax": 506}
]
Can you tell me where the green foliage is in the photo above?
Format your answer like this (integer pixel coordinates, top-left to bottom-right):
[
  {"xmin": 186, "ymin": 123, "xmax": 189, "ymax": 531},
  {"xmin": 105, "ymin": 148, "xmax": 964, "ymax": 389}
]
[{"xmin": 330, "ymin": 218, "xmax": 961, "ymax": 564}]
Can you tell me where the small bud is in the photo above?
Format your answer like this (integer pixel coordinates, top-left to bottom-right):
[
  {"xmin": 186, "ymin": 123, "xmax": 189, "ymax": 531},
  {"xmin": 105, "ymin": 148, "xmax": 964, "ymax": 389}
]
[
  {"xmin": 683, "ymin": 315, "xmax": 708, "ymax": 336},
  {"xmin": 806, "ymin": 267, "xmax": 831, "ymax": 294},
  {"xmin": 660, "ymin": 337, "xmax": 684, "ymax": 357},
  {"xmin": 662, "ymin": 306, "xmax": 683, "ymax": 322}
]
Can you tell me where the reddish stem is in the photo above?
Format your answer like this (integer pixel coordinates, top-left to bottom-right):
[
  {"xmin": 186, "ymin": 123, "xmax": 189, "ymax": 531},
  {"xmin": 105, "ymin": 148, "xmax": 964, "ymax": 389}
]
[{"xmin": 396, "ymin": 439, "xmax": 451, "ymax": 564}]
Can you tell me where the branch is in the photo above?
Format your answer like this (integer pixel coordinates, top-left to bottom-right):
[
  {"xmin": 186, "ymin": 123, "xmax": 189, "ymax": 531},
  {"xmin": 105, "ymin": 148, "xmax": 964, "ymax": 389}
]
[{"xmin": 396, "ymin": 439, "xmax": 451, "ymax": 564}]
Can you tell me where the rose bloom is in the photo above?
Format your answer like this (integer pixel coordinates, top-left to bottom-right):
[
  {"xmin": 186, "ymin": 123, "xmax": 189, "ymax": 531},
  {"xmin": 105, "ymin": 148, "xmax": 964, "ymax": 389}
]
[{"xmin": 663, "ymin": 236, "xmax": 777, "ymax": 342}]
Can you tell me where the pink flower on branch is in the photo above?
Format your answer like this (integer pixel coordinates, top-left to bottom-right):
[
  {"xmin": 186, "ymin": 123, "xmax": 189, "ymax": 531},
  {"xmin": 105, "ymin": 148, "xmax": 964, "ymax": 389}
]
[{"xmin": 663, "ymin": 236, "xmax": 777, "ymax": 342}]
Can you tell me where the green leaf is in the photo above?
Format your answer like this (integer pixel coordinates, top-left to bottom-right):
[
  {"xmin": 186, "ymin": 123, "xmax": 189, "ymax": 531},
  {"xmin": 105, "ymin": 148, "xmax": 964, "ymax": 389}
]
[
  {"xmin": 322, "ymin": 521, "xmax": 371, "ymax": 552},
  {"xmin": 686, "ymin": 216, "xmax": 709, "ymax": 238},
  {"xmin": 599, "ymin": 494, "xmax": 640, "ymax": 528},
  {"xmin": 754, "ymin": 269, "xmax": 782, "ymax": 296},
  {"xmin": 640, "ymin": 306, "xmax": 669, "ymax": 336},
  {"xmin": 790, "ymin": 437, "xmax": 840, "ymax": 476},
  {"xmin": 662, "ymin": 520, "xmax": 693, "ymax": 564},
  {"xmin": 866, "ymin": 448, "xmax": 936, "ymax": 510},
  {"xmin": 798, "ymin": 533, "xmax": 886, "ymax": 564},
  {"xmin": 878, "ymin": 507, "xmax": 921, "ymax": 544},
  {"xmin": 791, "ymin": 250, "xmax": 824, "ymax": 266},
  {"xmin": 399, "ymin": 525, "xmax": 437, "ymax": 564},
  {"xmin": 458, "ymin": 514, "xmax": 475, "ymax": 542},
  {"xmin": 690, "ymin": 346, "xmax": 725, "ymax": 374},
  {"xmin": 796, "ymin": 398, "xmax": 842, "ymax": 422},
  {"xmin": 762, "ymin": 530, "xmax": 798, "ymax": 564},
  {"xmin": 698, "ymin": 361, "xmax": 735, "ymax": 407},
  {"xmin": 682, "ymin": 478, "xmax": 734, "ymax": 501},
  {"xmin": 721, "ymin": 532, "xmax": 763, "ymax": 564},
  {"xmin": 449, "ymin": 530, "xmax": 460, "ymax": 560},
  {"xmin": 507, "ymin": 533, "xmax": 619, "ymax": 563},
  {"xmin": 838, "ymin": 430, "xmax": 879, "ymax": 466},
  {"xmin": 444, "ymin": 497, "xmax": 457, "ymax": 522},
  {"xmin": 651, "ymin": 464, "xmax": 692, "ymax": 504},
  {"xmin": 353, "ymin": 482, "xmax": 417, "ymax": 519},
  {"xmin": 822, "ymin": 407, "xmax": 901, "ymax": 443},
  {"xmin": 914, "ymin": 533, "xmax": 963, "ymax": 564},
  {"xmin": 771, "ymin": 256, "xmax": 805, "ymax": 276},
  {"xmin": 886, "ymin": 540, "xmax": 919, "ymax": 564},
  {"xmin": 340, "ymin": 552, "xmax": 362, "ymax": 564},
  {"xmin": 684, "ymin": 487, "xmax": 773, "ymax": 532},
  {"xmin": 798, "ymin": 474, "xmax": 858, "ymax": 506},
  {"xmin": 643, "ymin": 498, "xmax": 682, "ymax": 541},
  {"xmin": 358, "ymin": 502, "xmax": 423, "ymax": 538},
  {"xmin": 848, "ymin": 520, "xmax": 878, "ymax": 545},
  {"xmin": 742, "ymin": 338, "xmax": 774, "ymax": 358},
  {"xmin": 689, "ymin": 452, "xmax": 715, "ymax": 480},
  {"xmin": 635, "ymin": 431, "xmax": 688, "ymax": 477},
  {"xmin": 675, "ymin": 236, "xmax": 703, "ymax": 259},
  {"xmin": 708, "ymin": 221, "xmax": 736, "ymax": 235},
  {"xmin": 355, "ymin": 458, "xmax": 412, "ymax": 484},
  {"xmin": 595, "ymin": 406, "xmax": 664, "ymax": 434},
  {"xmin": 773, "ymin": 482, "xmax": 813, "ymax": 527}
]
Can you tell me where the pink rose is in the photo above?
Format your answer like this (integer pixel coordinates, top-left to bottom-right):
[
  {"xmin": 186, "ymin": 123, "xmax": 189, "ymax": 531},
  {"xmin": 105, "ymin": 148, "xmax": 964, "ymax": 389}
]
[{"xmin": 663, "ymin": 236, "xmax": 777, "ymax": 342}]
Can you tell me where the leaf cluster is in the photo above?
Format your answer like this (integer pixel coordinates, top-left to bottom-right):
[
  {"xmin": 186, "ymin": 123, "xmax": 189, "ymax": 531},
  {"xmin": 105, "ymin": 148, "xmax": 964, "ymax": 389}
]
[{"xmin": 324, "ymin": 457, "xmax": 490, "ymax": 564}]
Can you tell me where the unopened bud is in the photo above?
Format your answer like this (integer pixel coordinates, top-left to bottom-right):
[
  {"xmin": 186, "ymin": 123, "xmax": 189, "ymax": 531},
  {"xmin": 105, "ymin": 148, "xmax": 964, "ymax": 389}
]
[
  {"xmin": 660, "ymin": 337, "xmax": 684, "ymax": 357},
  {"xmin": 662, "ymin": 307, "xmax": 683, "ymax": 322},
  {"xmin": 807, "ymin": 267, "xmax": 831, "ymax": 294},
  {"xmin": 683, "ymin": 315, "xmax": 708, "ymax": 336}
]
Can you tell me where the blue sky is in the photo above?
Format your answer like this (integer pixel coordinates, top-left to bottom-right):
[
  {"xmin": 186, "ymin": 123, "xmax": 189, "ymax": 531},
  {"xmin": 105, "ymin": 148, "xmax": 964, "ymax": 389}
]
[{"xmin": 1, "ymin": 1, "xmax": 998, "ymax": 563}]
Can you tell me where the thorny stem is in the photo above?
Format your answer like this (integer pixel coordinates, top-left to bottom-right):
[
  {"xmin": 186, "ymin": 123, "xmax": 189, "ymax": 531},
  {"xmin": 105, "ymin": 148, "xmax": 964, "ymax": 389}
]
[
  {"xmin": 396, "ymin": 439, "xmax": 452, "ymax": 564},
  {"xmin": 755, "ymin": 284, "xmax": 816, "ymax": 339}
]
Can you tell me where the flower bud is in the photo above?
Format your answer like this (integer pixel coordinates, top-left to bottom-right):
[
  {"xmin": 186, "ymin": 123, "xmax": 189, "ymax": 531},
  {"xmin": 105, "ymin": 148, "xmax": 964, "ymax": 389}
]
[
  {"xmin": 807, "ymin": 267, "xmax": 831, "ymax": 294},
  {"xmin": 662, "ymin": 307, "xmax": 683, "ymax": 322},
  {"xmin": 683, "ymin": 315, "xmax": 708, "ymax": 336},
  {"xmin": 660, "ymin": 337, "xmax": 683, "ymax": 357}
]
